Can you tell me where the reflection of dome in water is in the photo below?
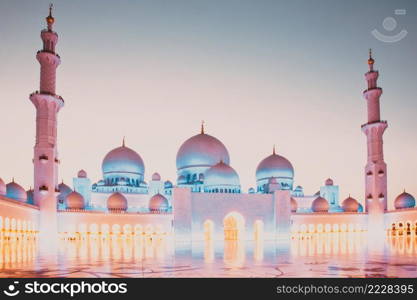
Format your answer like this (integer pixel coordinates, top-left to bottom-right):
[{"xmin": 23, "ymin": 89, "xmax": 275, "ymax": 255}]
[
  {"xmin": 6, "ymin": 180, "xmax": 27, "ymax": 202},
  {"xmin": 102, "ymin": 141, "xmax": 145, "ymax": 182},
  {"xmin": 394, "ymin": 191, "xmax": 415, "ymax": 210},
  {"xmin": 342, "ymin": 196, "xmax": 359, "ymax": 212},
  {"xmin": 149, "ymin": 193, "xmax": 169, "ymax": 212},
  {"xmin": 311, "ymin": 196, "xmax": 329, "ymax": 212},
  {"xmin": 176, "ymin": 127, "xmax": 230, "ymax": 172},
  {"xmin": 65, "ymin": 191, "xmax": 84, "ymax": 210},
  {"xmin": 107, "ymin": 192, "xmax": 128, "ymax": 211}
]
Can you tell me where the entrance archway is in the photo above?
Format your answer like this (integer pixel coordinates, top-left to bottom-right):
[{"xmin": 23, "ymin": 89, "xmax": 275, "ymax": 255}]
[{"xmin": 223, "ymin": 212, "xmax": 245, "ymax": 240}]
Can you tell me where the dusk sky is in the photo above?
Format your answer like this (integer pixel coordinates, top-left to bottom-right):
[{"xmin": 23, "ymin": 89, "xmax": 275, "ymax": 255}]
[{"xmin": 0, "ymin": 0, "xmax": 416, "ymax": 208}]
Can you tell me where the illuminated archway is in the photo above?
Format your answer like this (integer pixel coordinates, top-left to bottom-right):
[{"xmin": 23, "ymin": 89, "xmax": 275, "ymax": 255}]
[
  {"xmin": 223, "ymin": 212, "xmax": 245, "ymax": 241},
  {"xmin": 203, "ymin": 220, "xmax": 214, "ymax": 241}
]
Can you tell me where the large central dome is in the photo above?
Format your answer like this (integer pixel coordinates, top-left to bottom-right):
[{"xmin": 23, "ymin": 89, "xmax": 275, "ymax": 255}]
[
  {"xmin": 102, "ymin": 141, "xmax": 145, "ymax": 182},
  {"xmin": 176, "ymin": 127, "xmax": 230, "ymax": 171}
]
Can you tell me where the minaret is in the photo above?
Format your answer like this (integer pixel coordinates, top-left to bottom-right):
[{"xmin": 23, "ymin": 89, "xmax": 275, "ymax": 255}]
[
  {"xmin": 29, "ymin": 5, "xmax": 64, "ymax": 237},
  {"xmin": 361, "ymin": 50, "xmax": 388, "ymax": 231}
]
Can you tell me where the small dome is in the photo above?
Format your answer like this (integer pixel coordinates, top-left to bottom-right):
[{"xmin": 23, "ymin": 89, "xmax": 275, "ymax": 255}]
[
  {"xmin": 152, "ymin": 172, "xmax": 161, "ymax": 181},
  {"xmin": 107, "ymin": 192, "xmax": 128, "ymax": 211},
  {"xmin": 0, "ymin": 178, "xmax": 5, "ymax": 195},
  {"xmin": 256, "ymin": 149, "xmax": 294, "ymax": 188},
  {"xmin": 394, "ymin": 191, "xmax": 416, "ymax": 210},
  {"xmin": 58, "ymin": 182, "xmax": 72, "ymax": 195},
  {"xmin": 176, "ymin": 131, "xmax": 230, "ymax": 171},
  {"xmin": 149, "ymin": 193, "xmax": 169, "ymax": 212},
  {"xmin": 6, "ymin": 180, "xmax": 27, "ymax": 202},
  {"xmin": 291, "ymin": 197, "xmax": 298, "ymax": 213},
  {"xmin": 312, "ymin": 196, "xmax": 329, "ymax": 212},
  {"xmin": 204, "ymin": 161, "xmax": 240, "ymax": 189},
  {"xmin": 164, "ymin": 180, "xmax": 173, "ymax": 188},
  {"xmin": 325, "ymin": 178, "xmax": 334, "ymax": 186},
  {"xmin": 342, "ymin": 196, "xmax": 359, "ymax": 212},
  {"xmin": 248, "ymin": 187, "xmax": 255, "ymax": 194},
  {"xmin": 358, "ymin": 203, "xmax": 364, "ymax": 213},
  {"xmin": 65, "ymin": 191, "xmax": 84, "ymax": 210},
  {"xmin": 77, "ymin": 169, "xmax": 87, "ymax": 178}
]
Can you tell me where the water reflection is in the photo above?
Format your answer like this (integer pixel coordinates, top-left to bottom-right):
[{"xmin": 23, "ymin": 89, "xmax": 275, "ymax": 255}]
[{"xmin": 0, "ymin": 233, "xmax": 415, "ymax": 277}]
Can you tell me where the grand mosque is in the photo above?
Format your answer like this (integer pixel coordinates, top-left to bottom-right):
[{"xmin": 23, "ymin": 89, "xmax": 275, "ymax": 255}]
[{"xmin": 0, "ymin": 7, "xmax": 416, "ymax": 243}]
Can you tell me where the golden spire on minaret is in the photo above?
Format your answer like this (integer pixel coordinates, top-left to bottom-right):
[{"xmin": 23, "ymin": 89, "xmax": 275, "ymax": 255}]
[
  {"xmin": 272, "ymin": 144, "xmax": 276, "ymax": 155},
  {"xmin": 368, "ymin": 48, "xmax": 374, "ymax": 70},
  {"xmin": 46, "ymin": 3, "xmax": 55, "ymax": 29}
]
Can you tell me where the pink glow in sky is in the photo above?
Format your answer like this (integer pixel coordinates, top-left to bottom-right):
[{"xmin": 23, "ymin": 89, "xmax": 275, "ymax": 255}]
[{"xmin": 0, "ymin": 0, "xmax": 416, "ymax": 209}]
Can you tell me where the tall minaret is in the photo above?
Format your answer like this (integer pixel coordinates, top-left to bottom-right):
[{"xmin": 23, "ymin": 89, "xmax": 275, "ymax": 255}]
[
  {"xmin": 29, "ymin": 5, "xmax": 64, "ymax": 237},
  {"xmin": 361, "ymin": 50, "xmax": 388, "ymax": 231}
]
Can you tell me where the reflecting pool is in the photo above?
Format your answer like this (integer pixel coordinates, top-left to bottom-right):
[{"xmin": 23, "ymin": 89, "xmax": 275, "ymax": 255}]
[{"xmin": 0, "ymin": 233, "xmax": 416, "ymax": 277}]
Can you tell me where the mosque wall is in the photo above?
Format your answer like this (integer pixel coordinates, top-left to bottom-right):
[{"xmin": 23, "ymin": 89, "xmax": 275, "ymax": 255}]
[
  {"xmin": 57, "ymin": 210, "xmax": 173, "ymax": 236},
  {"xmin": 0, "ymin": 196, "xmax": 39, "ymax": 236},
  {"xmin": 90, "ymin": 192, "xmax": 149, "ymax": 211},
  {"xmin": 290, "ymin": 212, "xmax": 367, "ymax": 234},
  {"xmin": 385, "ymin": 208, "xmax": 417, "ymax": 231},
  {"xmin": 188, "ymin": 192, "xmax": 276, "ymax": 241}
]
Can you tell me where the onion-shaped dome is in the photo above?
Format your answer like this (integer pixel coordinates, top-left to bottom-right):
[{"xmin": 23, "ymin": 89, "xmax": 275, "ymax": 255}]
[
  {"xmin": 176, "ymin": 126, "xmax": 230, "ymax": 172},
  {"xmin": 291, "ymin": 197, "xmax": 298, "ymax": 213},
  {"xmin": 149, "ymin": 193, "xmax": 169, "ymax": 212},
  {"xmin": 256, "ymin": 147, "xmax": 294, "ymax": 190},
  {"xmin": 26, "ymin": 189, "xmax": 34, "ymax": 204},
  {"xmin": 311, "ymin": 196, "xmax": 329, "ymax": 212},
  {"xmin": 6, "ymin": 180, "xmax": 27, "ymax": 202},
  {"xmin": 102, "ymin": 141, "xmax": 145, "ymax": 182},
  {"xmin": 152, "ymin": 172, "xmax": 161, "ymax": 181},
  {"xmin": 58, "ymin": 182, "xmax": 72, "ymax": 195},
  {"xmin": 394, "ymin": 191, "xmax": 416, "ymax": 210},
  {"xmin": 0, "ymin": 178, "xmax": 6, "ymax": 195},
  {"xmin": 358, "ymin": 203, "xmax": 364, "ymax": 213},
  {"xmin": 164, "ymin": 180, "xmax": 173, "ymax": 188},
  {"xmin": 107, "ymin": 192, "xmax": 128, "ymax": 211},
  {"xmin": 342, "ymin": 196, "xmax": 359, "ymax": 212},
  {"xmin": 325, "ymin": 178, "xmax": 334, "ymax": 186},
  {"xmin": 77, "ymin": 169, "xmax": 87, "ymax": 178},
  {"xmin": 204, "ymin": 161, "xmax": 240, "ymax": 192},
  {"xmin": 65, "ymin": 191, "xmax": 84, "ymax": 210}
]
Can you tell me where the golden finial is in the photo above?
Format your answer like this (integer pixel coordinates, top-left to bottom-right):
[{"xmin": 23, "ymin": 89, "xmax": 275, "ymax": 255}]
[
  {"xmin": 201, "ymin": 120, "xmax": 205, "ymax": 134},
  {"xmin": 122, "ymin": 136, "xmax": 125, "ymax": 147},
  {"xmin": 46, "ymin": 3, "xmax": 55, "ymax": 28},
  {"xmin": 272, "ymin": 144, "xmax": 276, "ymax": 155},
  {"xmin": 12, "ymin": 177, "xmax": 14, "ymax": 183},
  {"xmin": 368, "ymin": 48, "xmax": 374, "ymax": 66}
]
